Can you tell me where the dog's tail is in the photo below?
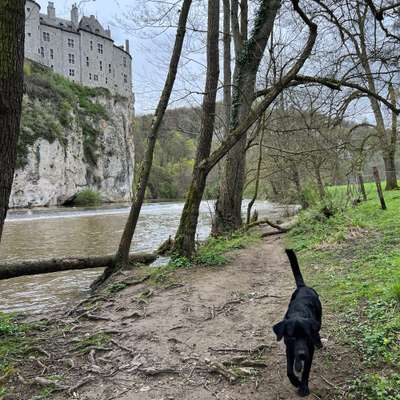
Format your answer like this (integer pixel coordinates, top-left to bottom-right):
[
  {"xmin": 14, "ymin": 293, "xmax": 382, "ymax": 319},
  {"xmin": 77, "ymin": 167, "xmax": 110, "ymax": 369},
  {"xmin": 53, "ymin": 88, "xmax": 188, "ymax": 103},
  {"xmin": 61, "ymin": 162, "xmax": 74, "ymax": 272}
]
[{"xmin": 285, "ymin": 249, "xmax": 305, "ymax": 287}]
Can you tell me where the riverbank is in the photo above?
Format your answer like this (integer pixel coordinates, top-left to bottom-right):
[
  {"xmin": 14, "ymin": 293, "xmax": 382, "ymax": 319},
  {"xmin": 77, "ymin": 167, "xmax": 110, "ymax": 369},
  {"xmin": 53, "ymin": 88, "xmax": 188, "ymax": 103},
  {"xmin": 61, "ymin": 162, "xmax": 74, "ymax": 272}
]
[
  {"xmin": 1, "ymin": 227, "xmax": 357, "ymax": 400},
  {"xmin": 3, "ymin": 191, "xmax": 397, "ymax": 399}
]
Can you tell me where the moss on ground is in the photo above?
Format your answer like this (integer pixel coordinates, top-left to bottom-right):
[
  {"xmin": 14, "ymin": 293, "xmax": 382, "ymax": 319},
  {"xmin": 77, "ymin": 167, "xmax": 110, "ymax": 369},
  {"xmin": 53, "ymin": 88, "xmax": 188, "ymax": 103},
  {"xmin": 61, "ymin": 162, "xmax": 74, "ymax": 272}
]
[{"xmin": 286, "ymin": 183, "xmax": 400, "ymax": 399}]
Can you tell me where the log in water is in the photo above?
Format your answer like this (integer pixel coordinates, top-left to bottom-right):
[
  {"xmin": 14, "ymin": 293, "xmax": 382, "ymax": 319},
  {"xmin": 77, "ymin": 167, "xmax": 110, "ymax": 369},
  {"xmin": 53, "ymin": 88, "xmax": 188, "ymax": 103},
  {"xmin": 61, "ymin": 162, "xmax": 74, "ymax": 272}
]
[{"xmin": 0, "ymin": 253, "xmax": 156, "ymax": 280}]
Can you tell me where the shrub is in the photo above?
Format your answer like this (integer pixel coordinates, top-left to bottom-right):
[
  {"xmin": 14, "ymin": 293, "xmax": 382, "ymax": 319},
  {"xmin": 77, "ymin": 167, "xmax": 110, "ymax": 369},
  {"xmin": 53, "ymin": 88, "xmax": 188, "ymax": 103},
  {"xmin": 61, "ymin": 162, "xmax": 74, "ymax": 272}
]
[{"xmin": 72, "ymin": 189, "xmax": 102, "ymax": 206}]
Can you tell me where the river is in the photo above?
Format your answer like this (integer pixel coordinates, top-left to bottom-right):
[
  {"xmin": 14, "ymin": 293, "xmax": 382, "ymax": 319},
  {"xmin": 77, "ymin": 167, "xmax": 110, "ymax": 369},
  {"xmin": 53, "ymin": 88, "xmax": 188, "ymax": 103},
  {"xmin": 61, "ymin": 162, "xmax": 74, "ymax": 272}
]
[{"xmin": 0, "ymin": 200, "xmax": 296, "ymax": 315}]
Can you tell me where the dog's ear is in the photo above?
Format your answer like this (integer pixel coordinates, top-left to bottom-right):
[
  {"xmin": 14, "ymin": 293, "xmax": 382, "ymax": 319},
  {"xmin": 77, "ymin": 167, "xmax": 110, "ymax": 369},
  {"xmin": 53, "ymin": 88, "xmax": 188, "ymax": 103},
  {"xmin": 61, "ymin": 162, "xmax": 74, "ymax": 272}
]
[{"xmin": 273, "ymin": 321, "xmax": 285, "ymax": 341}]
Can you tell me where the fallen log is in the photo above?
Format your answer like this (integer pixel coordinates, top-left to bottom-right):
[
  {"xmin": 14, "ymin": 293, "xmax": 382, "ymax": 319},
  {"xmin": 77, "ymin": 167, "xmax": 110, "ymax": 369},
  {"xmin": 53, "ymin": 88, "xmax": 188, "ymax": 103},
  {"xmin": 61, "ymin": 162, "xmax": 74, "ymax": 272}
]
[
  {"xmin": 0, "ymin": 253, "xmax": 157, "ymax": 280},
  {"xmin": 246, "ymin": 218, "xmax": 288, "ymax": 232}
]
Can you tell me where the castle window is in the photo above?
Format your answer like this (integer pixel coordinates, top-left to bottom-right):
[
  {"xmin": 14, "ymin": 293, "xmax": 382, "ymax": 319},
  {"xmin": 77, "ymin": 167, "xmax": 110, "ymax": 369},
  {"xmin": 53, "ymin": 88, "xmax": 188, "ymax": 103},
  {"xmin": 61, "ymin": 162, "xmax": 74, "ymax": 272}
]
[
  {"xmin": 40, "ymin": 47, "xmax": 44, "ymax": 57},
  {"xmin": 89, "ymin": 73, "xmax": 92, "ymax": 80},
  {"xmin": 68, "ymin": 38, "xmax": 74, "ymax": 48},
  {"xmin": 68, "ymin": 54, "xmax": 75, "ymax": 64},
  {"xmin": 51, "ymin": 65, "xmax": 54, "ymax": 69},
  {"xmin": 94, "ymin": 74, "xmax": 98, "ymax": 81},
  {"xmin": 123, "ymin": 57, "xmax": 127, "ymax": 67},
  {"xmin": 27, "ymin": 32, "xmax": 31, "ymax": 37},
  {"xmin": 105, "ymin": 77, "xmax": 108, "ymax": 84},
  {"xmin": 124, "ymin": 74, "xmax": 127, "ymax": 83},
  {"xmin": 99, "ymin": 61, "xmax": 103, "ymax": 71},
  {"xmin": 27, "ymin": 7, "xmax": 31, "ymax": 12},
  {"xmin": 43, "ymin": 32, "xmax": 50, "ymax": 42},
  {"xmin": 69, "ymin": 69, "xmax": 75, "ymax": 77},
  {"xmin": 97, "ymin": 43, "xmax": 103, "ymax": 54},
  {"xmin": 86, "ymin": 57, "xmax": 89, "ymax": 67},
  {"xmin": 50, "ymin": 49, "xmax": 54, "ymax": 59},
  {"xmin": 90, "ymin": 41, "xmax": 93, "ymax": 51},
  {"xmin": 108, "ymin": 64, "xmax": 111, "ymax": 73}
]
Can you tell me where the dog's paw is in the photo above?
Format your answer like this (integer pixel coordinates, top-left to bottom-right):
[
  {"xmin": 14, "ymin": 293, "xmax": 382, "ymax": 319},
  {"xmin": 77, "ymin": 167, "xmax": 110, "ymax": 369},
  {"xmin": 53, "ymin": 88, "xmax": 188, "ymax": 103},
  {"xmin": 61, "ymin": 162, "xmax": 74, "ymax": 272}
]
[
  {"xmin": 298, "ymin": 385, "xmax": 310, "ymax": 397},
  {"xmin": 288, "ymin": 374, "xmax": 300, "ymax": 387}
]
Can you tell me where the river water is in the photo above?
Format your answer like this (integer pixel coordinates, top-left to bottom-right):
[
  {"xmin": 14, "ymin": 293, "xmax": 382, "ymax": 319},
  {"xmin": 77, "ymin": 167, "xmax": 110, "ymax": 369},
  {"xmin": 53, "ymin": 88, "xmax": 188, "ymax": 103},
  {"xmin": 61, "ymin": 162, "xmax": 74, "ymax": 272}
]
[{"xmin": 0, "ymin": 200, "xmax": 296, "ymax": 315}]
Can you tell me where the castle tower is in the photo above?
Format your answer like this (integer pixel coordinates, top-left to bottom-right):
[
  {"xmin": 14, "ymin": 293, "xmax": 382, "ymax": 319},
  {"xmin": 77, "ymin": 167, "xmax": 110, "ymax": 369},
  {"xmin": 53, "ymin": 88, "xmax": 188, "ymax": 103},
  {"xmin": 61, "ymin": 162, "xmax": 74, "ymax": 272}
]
[
  {"xmin": 25, "ymin": 1, "xmax": 41, "ymax": 63},
  {"xmin": 47, "ymin": 2, "xmax": 56, "ymax": 18},
  {"xmin": 71, "ymin": 4, "xmax": 79, "ymax": 27}
]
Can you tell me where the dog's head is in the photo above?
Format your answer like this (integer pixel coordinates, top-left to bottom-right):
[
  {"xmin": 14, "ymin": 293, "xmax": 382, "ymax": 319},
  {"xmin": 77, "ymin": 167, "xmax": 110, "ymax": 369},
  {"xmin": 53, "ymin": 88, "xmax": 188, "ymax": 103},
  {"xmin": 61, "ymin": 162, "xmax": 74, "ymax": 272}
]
[
  {"xmin": 273, "ymin": 317, "xmax": 319, "ymax": 342},
  {"xmin": 273, "ymin": 318, "xmax": 319, "ymax": 372}
]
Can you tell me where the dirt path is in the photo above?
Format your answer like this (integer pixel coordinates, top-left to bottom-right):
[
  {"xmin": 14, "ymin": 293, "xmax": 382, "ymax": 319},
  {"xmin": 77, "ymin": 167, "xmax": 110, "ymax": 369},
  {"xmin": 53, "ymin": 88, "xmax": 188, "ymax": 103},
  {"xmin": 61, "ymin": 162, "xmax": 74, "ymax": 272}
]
[{"xmin": 10, "ymin": 236, "xmax": 352, "ymax": 400}]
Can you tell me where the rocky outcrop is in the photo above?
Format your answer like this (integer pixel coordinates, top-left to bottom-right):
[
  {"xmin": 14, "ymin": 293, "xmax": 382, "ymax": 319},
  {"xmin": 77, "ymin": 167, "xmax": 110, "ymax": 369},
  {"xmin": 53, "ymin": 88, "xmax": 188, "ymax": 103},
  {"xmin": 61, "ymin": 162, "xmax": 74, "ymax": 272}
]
[{"xmin": 10, "ymin": 94, "xmax": 134, "ymax": 208}]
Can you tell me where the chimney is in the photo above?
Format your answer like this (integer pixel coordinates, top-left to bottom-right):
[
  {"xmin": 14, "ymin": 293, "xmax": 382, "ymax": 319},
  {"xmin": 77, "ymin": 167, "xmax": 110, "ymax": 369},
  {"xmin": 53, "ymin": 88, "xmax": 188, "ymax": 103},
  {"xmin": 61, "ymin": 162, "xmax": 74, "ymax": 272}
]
[
  {"xmin": 125, "ymin": 39, "xmax": 130, "ymax": 54},
  {"xmin": 47, "ymin": 1, "xmax": 55, "ymax": 18},
  {"xmin": 71, "ymin": 3, "xmax": 79, "ymax": 26}
]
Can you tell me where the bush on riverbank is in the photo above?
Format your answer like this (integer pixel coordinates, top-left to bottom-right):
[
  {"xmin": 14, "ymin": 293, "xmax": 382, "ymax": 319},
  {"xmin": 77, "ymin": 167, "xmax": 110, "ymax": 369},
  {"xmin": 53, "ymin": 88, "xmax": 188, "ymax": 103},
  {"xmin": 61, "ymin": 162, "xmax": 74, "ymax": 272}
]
[
  {"xmin": 286, "ymin": 184, "xmax": 400, "ymax": 398},
  {"xmin": 72, "ymin": 189, "xmax": 102, "ymax": 206}
]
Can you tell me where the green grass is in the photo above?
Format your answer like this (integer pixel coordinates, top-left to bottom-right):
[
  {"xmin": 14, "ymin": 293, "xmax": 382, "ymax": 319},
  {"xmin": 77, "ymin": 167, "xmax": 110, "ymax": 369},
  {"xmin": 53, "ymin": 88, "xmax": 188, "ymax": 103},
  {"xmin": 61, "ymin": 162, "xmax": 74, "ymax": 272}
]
[
  {"xmin": 73, "ymin": 333, "xmax": 110, "ymax": 354},
  {"xmin": 0, "ymin": 313, "xmax": 40, "ymax": 393},
  {"xmin": 286, "ymin": 184, "xmax": 400, "ymax": 398}
]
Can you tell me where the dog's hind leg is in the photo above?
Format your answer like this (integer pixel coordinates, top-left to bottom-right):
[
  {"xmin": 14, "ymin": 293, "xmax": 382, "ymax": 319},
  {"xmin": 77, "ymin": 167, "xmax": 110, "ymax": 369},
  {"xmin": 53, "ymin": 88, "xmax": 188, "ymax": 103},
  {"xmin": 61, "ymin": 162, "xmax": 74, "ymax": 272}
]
[
  {"xmin": 286, "ymin": 347, "xmax": 300, "ymax": 388},
  {"xmin": 298, "ymin": 348, "xmax": 314, "ymax": 397}
]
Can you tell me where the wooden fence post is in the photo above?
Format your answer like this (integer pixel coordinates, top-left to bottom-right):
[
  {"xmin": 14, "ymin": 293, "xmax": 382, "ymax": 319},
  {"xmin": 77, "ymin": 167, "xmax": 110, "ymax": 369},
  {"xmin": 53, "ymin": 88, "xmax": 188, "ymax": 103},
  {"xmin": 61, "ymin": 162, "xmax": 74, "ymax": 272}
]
[
  {"xmin": 358, "ymin": 174, "xmax": 367, "ymax": 201},
  {"xmin": 373, "ymin": 167, "xmax": 386, "ymax": 210}
]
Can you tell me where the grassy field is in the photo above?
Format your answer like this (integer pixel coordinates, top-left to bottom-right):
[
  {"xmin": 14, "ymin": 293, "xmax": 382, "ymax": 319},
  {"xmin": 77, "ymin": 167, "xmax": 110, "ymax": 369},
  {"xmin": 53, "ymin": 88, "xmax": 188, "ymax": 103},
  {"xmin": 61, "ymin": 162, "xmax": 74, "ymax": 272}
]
[{"xmin": 286, "ymin": 183, "xmax": 400, "ymax": 399}]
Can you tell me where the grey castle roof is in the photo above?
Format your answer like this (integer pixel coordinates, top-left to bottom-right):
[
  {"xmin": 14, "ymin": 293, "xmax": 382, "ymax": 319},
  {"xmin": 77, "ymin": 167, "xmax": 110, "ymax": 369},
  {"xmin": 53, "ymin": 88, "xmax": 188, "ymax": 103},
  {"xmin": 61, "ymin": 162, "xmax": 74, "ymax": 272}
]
[
  {"xmin": 79, "ymin": 16, "xmax": 111, "ymax": 38},
  {"xmin": 40, "ymin": 14, "xmax": 77, "ymax": 33}
]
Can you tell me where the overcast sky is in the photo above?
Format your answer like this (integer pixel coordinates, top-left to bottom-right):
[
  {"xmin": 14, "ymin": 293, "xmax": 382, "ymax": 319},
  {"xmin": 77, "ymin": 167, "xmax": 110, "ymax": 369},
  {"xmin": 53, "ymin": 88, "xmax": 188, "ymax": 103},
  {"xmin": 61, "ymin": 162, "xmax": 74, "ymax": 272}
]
[{"xmin": 34, "ymin": 0, "xmax": 202, "ymax": 115}]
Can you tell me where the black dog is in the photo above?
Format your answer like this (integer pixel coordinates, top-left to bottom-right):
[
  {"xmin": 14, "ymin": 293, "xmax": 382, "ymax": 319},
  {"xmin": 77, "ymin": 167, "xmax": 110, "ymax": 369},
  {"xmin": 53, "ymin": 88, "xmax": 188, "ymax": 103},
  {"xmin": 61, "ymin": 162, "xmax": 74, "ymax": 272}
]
[{"xmin": 273, "ymin": 249, "xmax": 322, "ymax": 397}]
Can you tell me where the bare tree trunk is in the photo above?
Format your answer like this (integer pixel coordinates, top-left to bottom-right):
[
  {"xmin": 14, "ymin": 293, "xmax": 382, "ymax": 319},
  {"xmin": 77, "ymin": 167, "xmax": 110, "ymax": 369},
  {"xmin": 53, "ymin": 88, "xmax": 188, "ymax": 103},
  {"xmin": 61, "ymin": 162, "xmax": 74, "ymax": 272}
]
[
  {"xmin": 173, "ymin": 0, "xmax": 220, "ymax": 258},
  {"xmin": 356, "ymin": 4, "xmax": 398, "ymax": 190},
  {"xmin": 292, "ymin": 163, "xmax": 308, "ymax": 208},
  {"xmin": 0, "ymin": 1, "xmax": 25, "ymax": 243},
  {"xmin": 93, "ymin": 0, "xmax": 192, "ymax": 288},
  {"xmin": 385, "ymin": 82, "xmax": 399, "ymax": 190},
  {"xmin": 383, "ymin": 150, "xmax": 397, "ymax": 190},
  {"xmin": 212, "ymin": 0, "xmax": 281, "ymax": 236},
  {"xmin": 246, "ymin": 129, "xmax": 264, "ymax": 225},
  {"xmin": 314, "ymin": 163, "xmax": 325, "ymax": 200},
  {"xmin": 223, "ymin": 0, "xmax": 232, "ymax": 137}
]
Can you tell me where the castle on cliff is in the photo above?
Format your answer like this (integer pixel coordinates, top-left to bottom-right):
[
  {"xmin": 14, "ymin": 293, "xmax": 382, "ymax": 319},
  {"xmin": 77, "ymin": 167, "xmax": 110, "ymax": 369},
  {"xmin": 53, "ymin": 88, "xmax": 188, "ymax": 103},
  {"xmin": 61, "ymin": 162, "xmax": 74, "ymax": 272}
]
[{"xmin": 25, "ymin": 1, "xmax": 133, "ymax": 98}]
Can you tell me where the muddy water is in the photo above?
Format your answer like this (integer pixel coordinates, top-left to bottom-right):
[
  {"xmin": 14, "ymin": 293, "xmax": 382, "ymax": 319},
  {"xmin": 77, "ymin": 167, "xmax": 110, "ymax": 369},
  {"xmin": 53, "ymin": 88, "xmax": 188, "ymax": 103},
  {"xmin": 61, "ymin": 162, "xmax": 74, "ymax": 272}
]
[{"xmin": 0, "ymin": 200, "xmax": 296, "ymax": 315}]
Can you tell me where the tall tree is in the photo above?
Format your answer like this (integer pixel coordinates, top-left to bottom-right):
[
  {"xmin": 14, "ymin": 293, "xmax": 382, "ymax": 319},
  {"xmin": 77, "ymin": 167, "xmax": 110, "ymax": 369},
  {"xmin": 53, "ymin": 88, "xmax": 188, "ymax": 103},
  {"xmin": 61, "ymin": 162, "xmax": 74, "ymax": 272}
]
[
  {"xmin": 93, "ymin": 0, "xmax": 192, "ymax": 287},
  {"xmin": 0, "ymin": 1, "xmax": 25, "ymax": 243},
  {"xmin": 171, "ymin": 0, "xmax": 319, "ymax": 256},
  {"xmin": 173, "ymin": 0, "xmax": 220, "ymax": 257},
  {"xmin": 212, "ymin": 0, "xmax": 281, "ymax": 235},
  {"xmin": 313, "ymin": 0, "xmax": 400, "ymax": 189}
]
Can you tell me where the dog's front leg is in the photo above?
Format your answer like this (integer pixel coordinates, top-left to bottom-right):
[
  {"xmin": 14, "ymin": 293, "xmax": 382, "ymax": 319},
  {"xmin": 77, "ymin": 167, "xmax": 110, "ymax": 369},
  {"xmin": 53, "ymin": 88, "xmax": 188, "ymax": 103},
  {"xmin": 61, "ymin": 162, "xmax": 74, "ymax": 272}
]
[
  {"xmin": 286, "ymin": 347, "xmax": 300, "ymax": 388},
  {"xmin": 298, "ymin": 348, "xmax": 314, "ymax": 397}
]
